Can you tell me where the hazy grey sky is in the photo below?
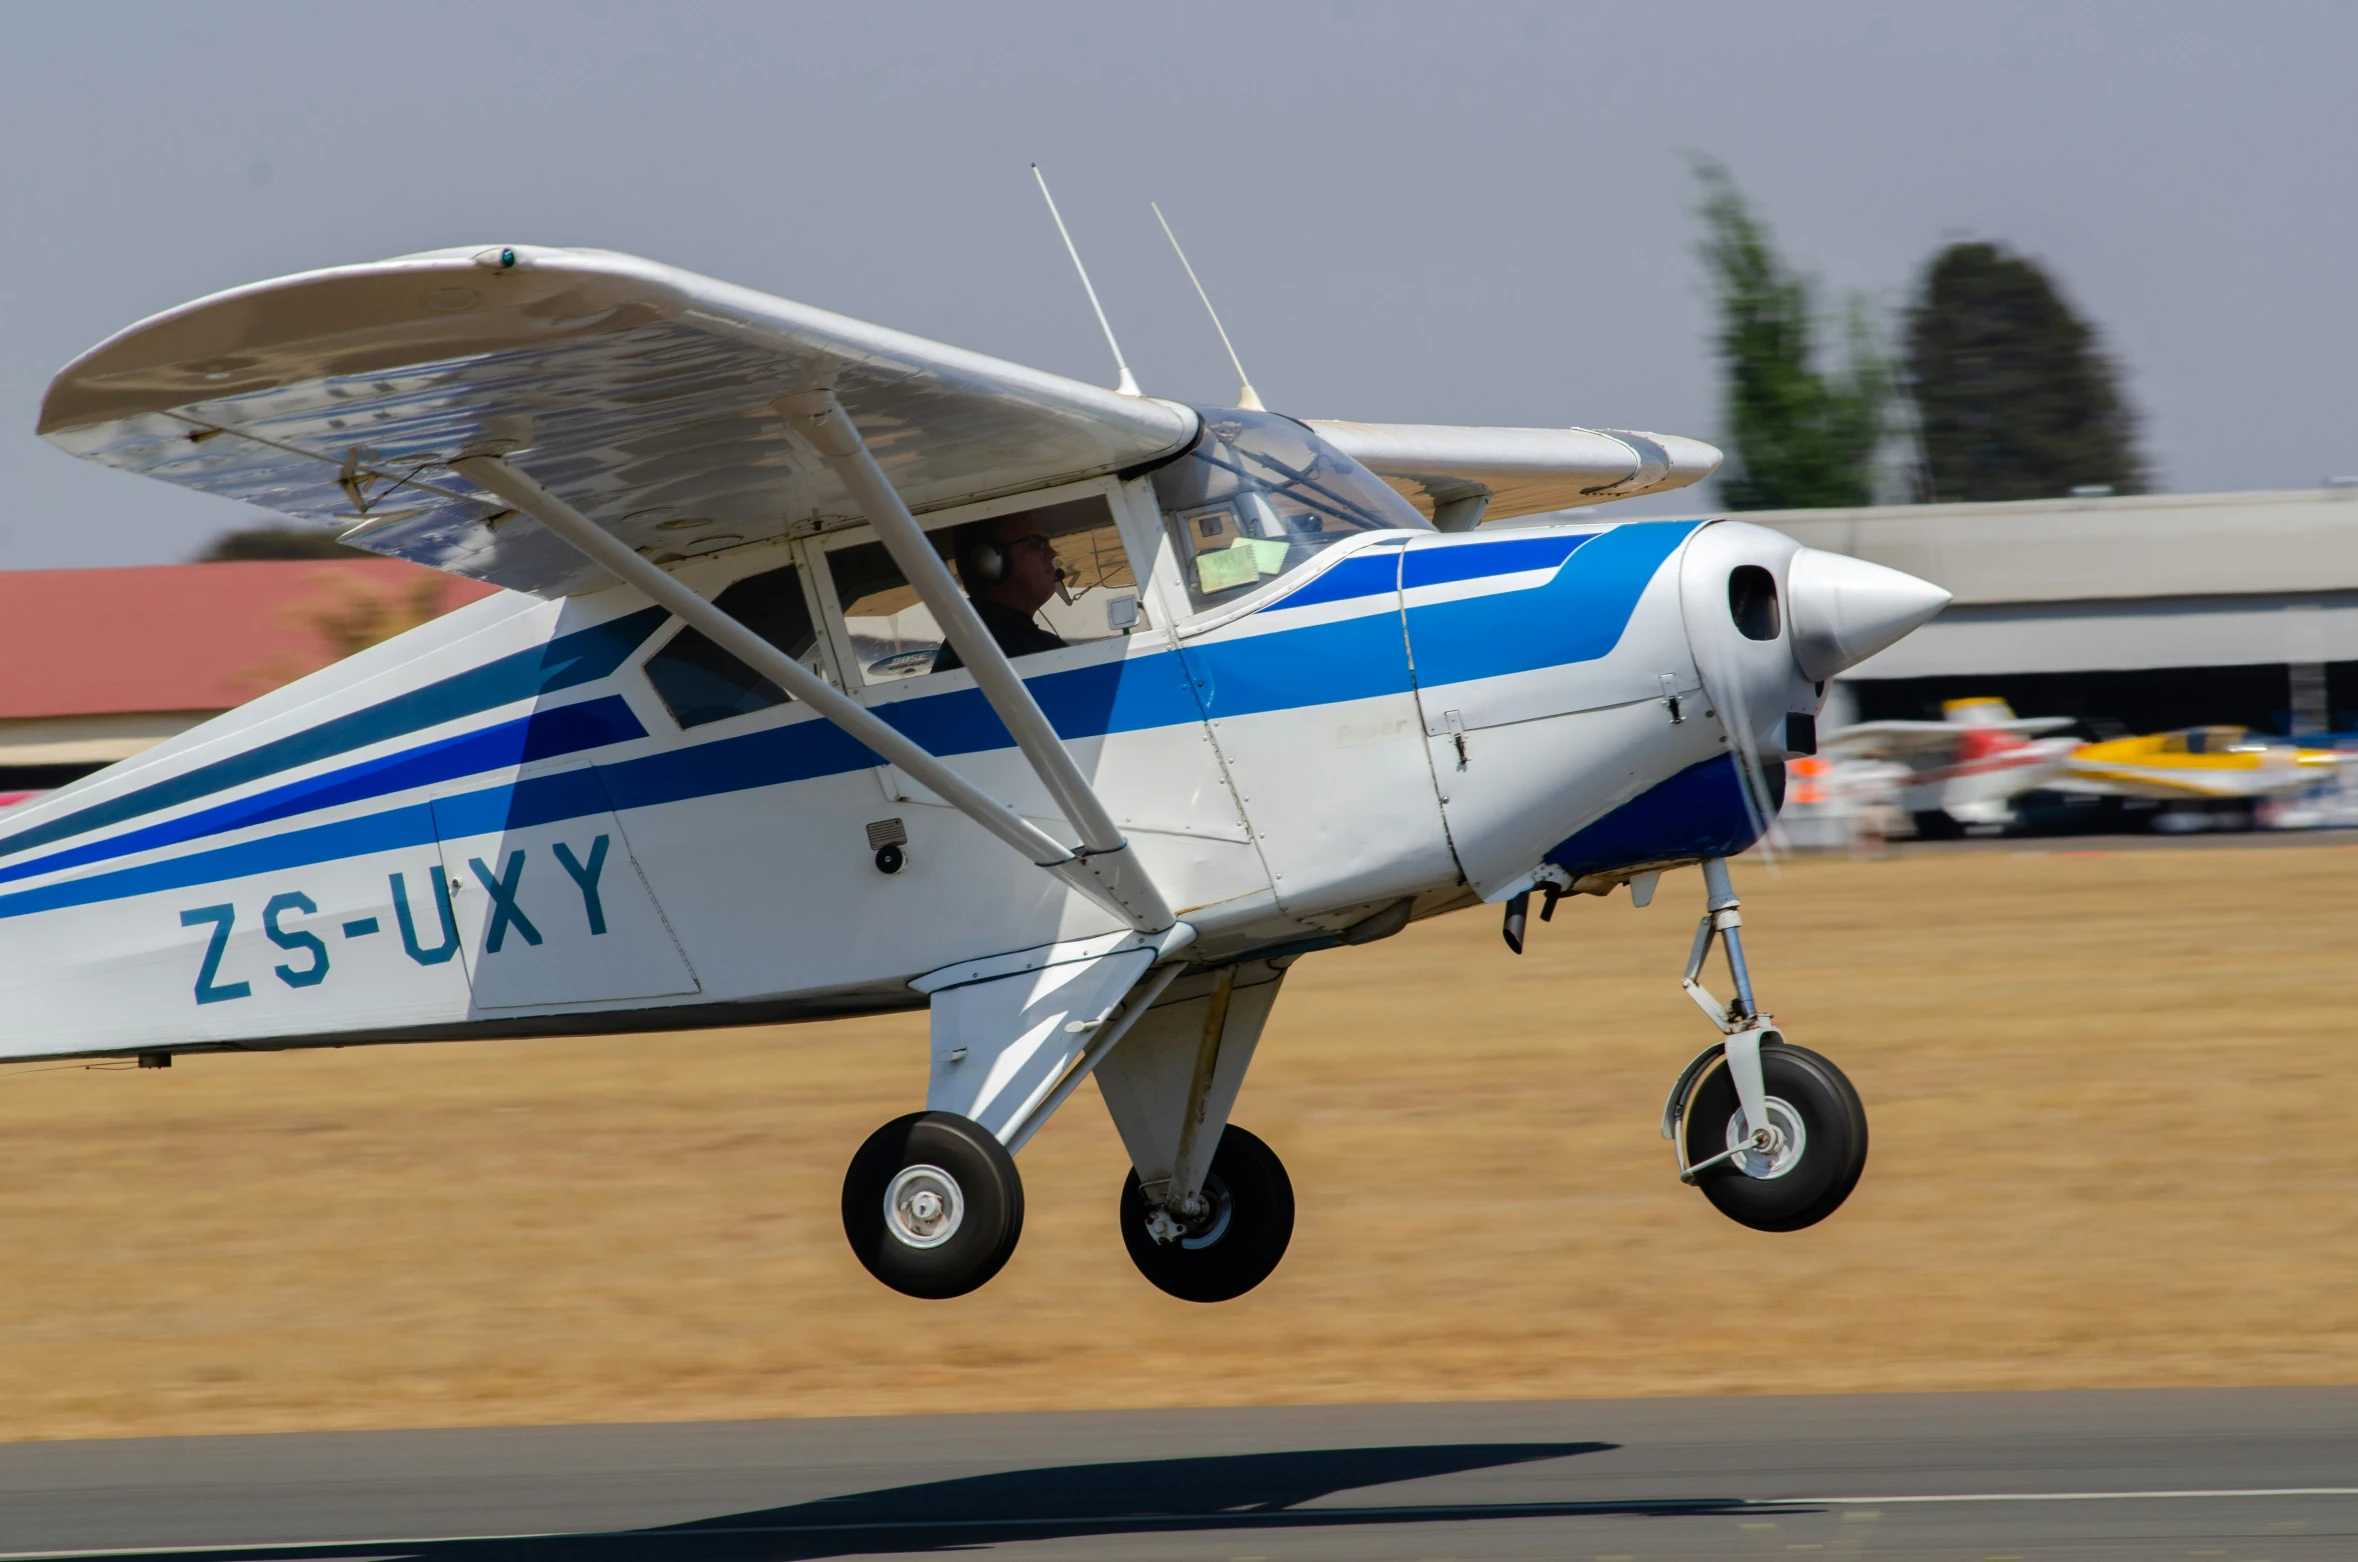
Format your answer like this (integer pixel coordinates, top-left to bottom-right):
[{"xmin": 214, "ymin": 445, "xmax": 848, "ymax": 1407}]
[{"xmin": 2, "ymin": 1, "xmax": 2350, "ymax": 568}]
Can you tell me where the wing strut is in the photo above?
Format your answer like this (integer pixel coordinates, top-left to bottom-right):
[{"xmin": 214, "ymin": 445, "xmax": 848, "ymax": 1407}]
[
  {"xmin": 772, "ymin": 389, "xmax": 1174, "ymax": 931},
  {"xmin": 452, "ymin": 453, "xmax": 1174, "ymax": 935}
]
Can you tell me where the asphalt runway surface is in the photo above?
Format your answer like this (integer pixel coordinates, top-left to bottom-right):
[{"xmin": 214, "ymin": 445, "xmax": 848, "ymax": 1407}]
[{"xmin": 2, "ymin": 1388, "xmax": 2353, "ymax": 1560}]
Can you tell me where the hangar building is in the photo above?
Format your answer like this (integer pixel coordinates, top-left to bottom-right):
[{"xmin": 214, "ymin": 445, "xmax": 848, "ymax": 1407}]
[{"xmin": 1752, "ymin": 484, "xmax": 2358, "ymax": 737}]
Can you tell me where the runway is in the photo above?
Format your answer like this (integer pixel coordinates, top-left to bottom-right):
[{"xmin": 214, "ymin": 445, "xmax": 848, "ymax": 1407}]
[{"xmin": 2, "ymin": 1388, "xmax": 2354, "ymax": 1560}]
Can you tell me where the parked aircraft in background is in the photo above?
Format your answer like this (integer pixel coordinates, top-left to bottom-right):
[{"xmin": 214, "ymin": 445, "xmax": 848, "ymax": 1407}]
[
  {"xmin": 2052, "ymin": 726, "xmax": 2350, "ymax": 822},
  {"xmin": 21, "ymin": 244, "xmax": 1947, "ymax": 1302},
  {"xmin": 1813, "ymin": 697, "xmax": 2079, "ymax": 837},
  {"xmin": 1790, "ymin": 700, "xmax": 2354, "ymax": 841}
]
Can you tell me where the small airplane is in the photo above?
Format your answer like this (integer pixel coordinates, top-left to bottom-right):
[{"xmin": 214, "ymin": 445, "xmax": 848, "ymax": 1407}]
[
  {"xmin": 1815, "ymin": 697, "xmax": 2081, "ymax": 835},
  {"xmin": 2058, "ymin": 725, "xmax": 2344, "ymax": 799},
  {"xmin": 2049, "ymin": 726, "xmax": 2349, "ymax": 828},
  {"xmin": 19, "ymin": 243, "xmax": 1948, "ymax": 1301}
]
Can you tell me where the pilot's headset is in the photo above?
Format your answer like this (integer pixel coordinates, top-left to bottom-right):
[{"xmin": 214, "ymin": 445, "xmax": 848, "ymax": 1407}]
[
  {"xmin": 953, "ymin": 515, "xmax": 1072, "ymax": 602},
  {"xmin": 953, "ymin": 520, "xmax": 1010, "ymax": 588}
]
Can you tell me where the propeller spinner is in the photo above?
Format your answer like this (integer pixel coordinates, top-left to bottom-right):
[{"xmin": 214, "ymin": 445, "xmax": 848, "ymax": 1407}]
[{"xmin": 1679, "ymin": 521, "xmax": 1951, "ymax": 828}]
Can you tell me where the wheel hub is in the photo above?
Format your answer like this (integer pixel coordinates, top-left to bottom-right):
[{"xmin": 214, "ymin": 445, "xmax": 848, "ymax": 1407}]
[
  {"xmin": 1143, "ymin": 1175, "xmax": 1236, "ymax": 1249},
  {"xmin": 1178, "ymin": 1175, "xmax": 1234, "ymax": 1250},
  {"xmin": 1724, "ymin": 1096, "xmax": 1807, "ymax": 1179},
  {"xmin": 883, "ymin": 1163, "xmax": 964, "ymax": 1248}
]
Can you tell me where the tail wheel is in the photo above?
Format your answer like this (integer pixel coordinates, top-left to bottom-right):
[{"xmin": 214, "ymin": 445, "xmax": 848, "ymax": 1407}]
[
  {"xmin": 841, "ymin": 1111, "xmax": 1023, "ymax": 1298},
  {"xmin": 1684, "ymin": 1042, "xmax": 1867, "ymax": 1232},
  {"xmin": 1119, "ymin": 1124, "xmax": 1295, "ymax": 1303}
]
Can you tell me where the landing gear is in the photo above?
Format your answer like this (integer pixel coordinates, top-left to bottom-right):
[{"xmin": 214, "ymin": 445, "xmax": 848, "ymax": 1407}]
[
  {"xmin": 841, "ymin": 1111, "xmax": 1024, "ymax": 1298},
  {"xmin": 1119, "ymin": 1124, "xmax": 1294, "ymax": 1302},
  {"xmin": 1662, "ymin": 858, "xmax": 1868, "ymax": 1231},
  {"xmin": 1681, "ymin": 1040, "xmax": 1867, "ymax": 1230}
]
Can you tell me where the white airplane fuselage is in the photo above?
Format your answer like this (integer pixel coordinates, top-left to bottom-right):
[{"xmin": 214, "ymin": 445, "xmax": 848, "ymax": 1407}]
[
  {"xmin": 1896, "ymin": 738, "xmax": 2080, "ymax": 821},
  {"xmin": 0, "ymin": 508, "xmax": 1895, "ymax": 1063}
]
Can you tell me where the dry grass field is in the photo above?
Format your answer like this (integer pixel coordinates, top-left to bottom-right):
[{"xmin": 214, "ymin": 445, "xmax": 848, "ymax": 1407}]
[{"xmin": 2, "ymin": 843, "xmax": 2355, "ymax": 1443}]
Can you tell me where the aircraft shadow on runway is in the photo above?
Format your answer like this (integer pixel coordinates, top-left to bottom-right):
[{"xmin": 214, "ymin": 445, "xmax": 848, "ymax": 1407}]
[{"xmin": 49, "ymin": 1438, "xmax": 1782, "ymax": 1560}]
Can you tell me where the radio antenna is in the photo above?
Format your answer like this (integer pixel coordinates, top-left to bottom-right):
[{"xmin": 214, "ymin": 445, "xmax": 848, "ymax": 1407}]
[
  {"xmin": 1031, "ymin": 164, "xmax": 1141, "ymax": 398},
  {"xmin": 1152, "ymin": 200, "xmax": 1264, "ymax": 411}
]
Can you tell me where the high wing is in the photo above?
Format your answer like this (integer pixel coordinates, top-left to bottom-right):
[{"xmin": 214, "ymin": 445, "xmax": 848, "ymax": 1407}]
[
  {"xmin": 1306, "ymin": 420, "xmax": 1720, "ymax": 528},
  {"xmin": 1822, "ymin": 716, "xmax": 2076, "ymax": 761},
  {"xmin": 38, "ymin": 245, "xmax": 1199, "ymax": 596},
  {"xmin": 41, "ymin": 244, "xmax": 1207, "ymax": 931}
]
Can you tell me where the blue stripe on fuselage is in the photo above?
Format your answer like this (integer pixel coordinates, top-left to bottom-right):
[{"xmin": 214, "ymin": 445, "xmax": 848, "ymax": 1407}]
[
  {"xmin": 1405, "ymin": 520, "xmax": 1697, "ymax": 687},
  {"xmin": 0, "ymin": 696, "xmax": 645, "ymax": 889},
  {"xmin": 0, "ymin": 606, "xmax": 669, "ymax": 865},
  {"xmin": 1401, "ymin": 531, "xmax": 1591, "ymax": 589},
  {"xmin": 1272, "ymin": 550, "xmax": 1401, "ymax": 608},
  {"xmin": 0, "ymin": 523, "xmax": 1696, "ymax": 917},
  {"xmin": 1545, "ymin": 751, "xmax": 1767, "ymax": 877},
  {"xmin": 873, "ymin": 642, "xmax": 1205, "ymax": 756},
  {"xmin": 1183, "ymin": 611, "xmax": 1415, "ymax": 718}
]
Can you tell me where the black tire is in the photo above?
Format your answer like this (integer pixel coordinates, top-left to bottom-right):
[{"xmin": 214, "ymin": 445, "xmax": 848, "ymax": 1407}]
[
  {"xmin": 841, "ymin": 1111, "xmax": 1023, "ymax": 1299},
  {"xmin": 1119, "ymin": 1124, "xmax": 1295, "ymax": 1303},
  {"xmin": 1683, "ymin": 1041, "xmax": 1867, "ymax": 1232},
  {"xmin": 1910, "ymin": 808, "xmax": 1964, "ymax": 841}
]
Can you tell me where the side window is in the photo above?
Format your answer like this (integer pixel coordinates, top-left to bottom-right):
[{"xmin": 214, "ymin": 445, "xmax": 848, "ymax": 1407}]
[
  {"xmin": 644, "ymin": 562, "xmax": 823, "ymax": 728},
  {"xmin": 1024, "ymin": 496, "xmax": 1142, "ymax": 645},
  {"xmin": 831, "ymin": 540, "xmax": 944, "ymax": 684},
  {"xmin": 828, "ymin": 494, "xmax": 1146, "ymax": 686}
]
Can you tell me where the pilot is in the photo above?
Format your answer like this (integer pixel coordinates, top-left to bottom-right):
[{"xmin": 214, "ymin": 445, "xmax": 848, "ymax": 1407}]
[{"xmin": 934, "ymin": 512, "xmax": 1067, "ymax": 671}]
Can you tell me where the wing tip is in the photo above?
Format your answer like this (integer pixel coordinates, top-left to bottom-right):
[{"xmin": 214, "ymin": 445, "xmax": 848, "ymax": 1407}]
[{"xmin": 37, "ymin": 247, "xmax": 691, "ymax": 437}]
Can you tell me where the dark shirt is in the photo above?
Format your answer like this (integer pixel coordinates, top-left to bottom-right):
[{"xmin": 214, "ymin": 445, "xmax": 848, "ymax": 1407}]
[{"xmin": 932, "ymin": 597, "xmax": 1066, "ymax": 672}]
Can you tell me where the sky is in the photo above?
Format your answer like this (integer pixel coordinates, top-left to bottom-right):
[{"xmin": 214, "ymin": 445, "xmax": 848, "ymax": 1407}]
[{"xmin": 2, "ymin": 0, "xmax": 2352, "ymax": 570}]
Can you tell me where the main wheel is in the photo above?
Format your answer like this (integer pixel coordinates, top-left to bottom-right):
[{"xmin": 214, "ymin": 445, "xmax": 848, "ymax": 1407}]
[
  {"xmin": 841, "ymin": 1111, "xmax": 1024, "ymax": 1298},
  {"xmin": 1119, "ymin": 1124, "xmax": 1295, "ymax": 1303},
  {"xmin": 1682, "ymin": 1041, "xmax": 1867, "ymax": 1232}
]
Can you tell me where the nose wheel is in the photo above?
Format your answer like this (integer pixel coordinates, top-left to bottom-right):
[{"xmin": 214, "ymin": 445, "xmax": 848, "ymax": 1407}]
[
  {"xmin": 1680, "ymin": 1039, "xmax": 1866, "ymax": 1230},
  {"xmin": 1662, "ymin": 858, "xmax": 1869, "ymax": 1231},
  {"xmin": 842, "ymin": 1111, "xmax": 1025, "ymax": 1298}
]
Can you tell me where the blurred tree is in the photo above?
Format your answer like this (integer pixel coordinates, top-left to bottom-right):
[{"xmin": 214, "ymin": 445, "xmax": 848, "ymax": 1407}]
[
  {"xmin": 1693, "ymin": 158, "xmax": 1892, "ymax": 510},
  {"xmin": 197, "ymin": 525, "xmax": 364, "ymax": 561},
  {"xmin": 231, "ymin": 569, "xmax": 452, "ymax": 694},
  {"xmin": 1906, "ymin": 242, "xmax": 2143, "ymax": 501},
  {"xmin": 291, "ymin": 570, "xmax": 450, "ymax": 660}
]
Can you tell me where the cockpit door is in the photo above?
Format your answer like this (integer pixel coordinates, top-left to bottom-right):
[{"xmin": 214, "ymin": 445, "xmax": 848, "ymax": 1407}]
[
  {"xmin": 426, "ymin": 770, "xmax": 700, "ymax": 1011},
  {"xmin": 1172, "ymin": 539, "xmax": 1456, "ymax": 919},
  {"xmin": 1400, "ymin": 522, "xmax": 1704, "ymax": 897}
]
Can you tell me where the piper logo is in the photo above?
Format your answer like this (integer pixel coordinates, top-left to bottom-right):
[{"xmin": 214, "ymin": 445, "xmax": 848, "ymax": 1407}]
[{"xmin": 1335, "ymin": 715, "xmax": 1414, "ymax": 748}]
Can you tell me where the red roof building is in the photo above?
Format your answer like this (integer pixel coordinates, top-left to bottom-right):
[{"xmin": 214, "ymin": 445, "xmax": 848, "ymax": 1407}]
[{"xmin": 0, "ymin": 560, "xmax": 500, "ymax": 786}]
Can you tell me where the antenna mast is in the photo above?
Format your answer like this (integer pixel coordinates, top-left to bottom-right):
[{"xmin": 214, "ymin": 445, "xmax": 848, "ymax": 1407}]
[
  {"xmin": 1031, "ymin": 165, "xmax": 1141, "ymax": 398},
  {"xmin": 1152, "ymin": 201, "xmax": 1264, "ymax": 412}
]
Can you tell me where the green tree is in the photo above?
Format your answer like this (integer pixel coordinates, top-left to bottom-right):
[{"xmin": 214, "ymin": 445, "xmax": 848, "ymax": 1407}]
[
  {"xmin": 1906, "ymin": 242, "xmax": 2143, "ymax": 501},
  {"xmin": 1693, "ymin": 158, "xmax": 1892, "ymax": 511},
  {"xmin": 196, "ymin": 525, "xmax": 365, "ymax": 561}
]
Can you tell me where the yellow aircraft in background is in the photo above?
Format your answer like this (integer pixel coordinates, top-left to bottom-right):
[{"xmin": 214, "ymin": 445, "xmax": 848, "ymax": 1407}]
[{"xmin": 2057, "ymin": 726, "xmax": 2347, "ymax": 801}]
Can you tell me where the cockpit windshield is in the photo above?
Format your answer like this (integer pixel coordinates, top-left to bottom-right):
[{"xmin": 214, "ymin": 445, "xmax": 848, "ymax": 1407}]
[
  {"xmin": 2180, "ymin": 726, "xmax": 2266, "ymax": 755},
  {"xmin": 1151, "ymin": 407, "xmax": 1430, "ymax": 612}
]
